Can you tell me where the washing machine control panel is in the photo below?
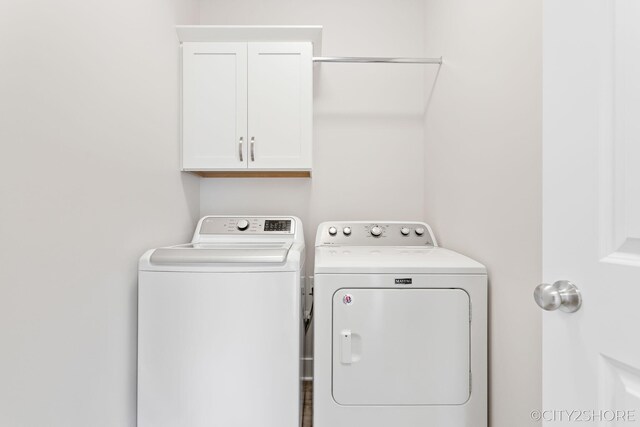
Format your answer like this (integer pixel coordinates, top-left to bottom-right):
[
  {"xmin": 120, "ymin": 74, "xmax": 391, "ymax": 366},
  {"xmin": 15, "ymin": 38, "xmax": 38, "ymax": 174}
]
[
  {"xmin": 198, "ymin": 216, "xmax": 295, "ymax": 235},
  {"xmin": 316, "ymin": 222, "xmax": 436, "ymax": 246}
]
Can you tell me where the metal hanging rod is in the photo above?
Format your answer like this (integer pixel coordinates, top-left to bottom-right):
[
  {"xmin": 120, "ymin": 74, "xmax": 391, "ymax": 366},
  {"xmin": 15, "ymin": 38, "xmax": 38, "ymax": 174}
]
[{"xmin": 312, "ymin": 56, "xmax": 442, "ymax": 64}]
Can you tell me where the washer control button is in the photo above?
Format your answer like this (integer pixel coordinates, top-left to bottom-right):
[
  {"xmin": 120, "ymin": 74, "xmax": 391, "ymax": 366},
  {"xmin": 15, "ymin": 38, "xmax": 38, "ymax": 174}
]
[
  {"xmin": 415, "ymin": 227, "xmax": 425, "ymax": 236},
  {"xmin": 400, "ymin": 227, "xmax": 410, "ymax": 236},
  {"xmin": 343, "ymin": 227, "xmax": 352, "ymax": 236},
  {"xmin": 328, "ymin": 226, "xmax": 338, "ymax": 236},
  {"xmin": 370, "ymin": 226, "xmax": 382, "ymax": 237},
  {"xmin": 236, "ymin": 219, "xmax": 250, "ymax": 231}
]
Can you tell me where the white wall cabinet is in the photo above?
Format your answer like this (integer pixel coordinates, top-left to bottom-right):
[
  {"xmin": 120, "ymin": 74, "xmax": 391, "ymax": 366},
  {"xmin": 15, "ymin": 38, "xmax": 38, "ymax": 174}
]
[{"xmin": 181, "ymin": 41, "xmax": 312, "ymax": 175}]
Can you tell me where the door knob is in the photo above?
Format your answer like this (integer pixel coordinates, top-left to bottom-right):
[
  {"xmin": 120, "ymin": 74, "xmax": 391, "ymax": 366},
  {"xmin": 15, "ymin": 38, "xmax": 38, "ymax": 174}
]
[{"xmin": 534, "ymin": 280, "xmax": 582, "ymax": 313}]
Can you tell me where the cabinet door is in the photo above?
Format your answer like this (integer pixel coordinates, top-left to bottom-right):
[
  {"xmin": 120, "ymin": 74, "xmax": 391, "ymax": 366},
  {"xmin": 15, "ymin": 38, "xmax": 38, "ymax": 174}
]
[
  {"xmin": 247, "ymin": 43, "xmax": 312, "ymax": 170},
  {"xmin": 182, "ymin": 42, "xmax": 247, "ymax": 170}
]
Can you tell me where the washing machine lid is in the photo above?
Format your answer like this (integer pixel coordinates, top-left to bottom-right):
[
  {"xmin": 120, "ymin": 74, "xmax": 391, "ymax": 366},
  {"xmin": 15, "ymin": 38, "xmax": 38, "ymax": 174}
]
[
  {"xmin": 139, "ymin": 216, "xmax": 305, "ymax": 272},
  {"xmin": 314, "ymin": 246, "xmax": 486, "ymax": 274},
  {"xmin": 149, "ymin": 242, "xmax": 293, "ymax": 265}
]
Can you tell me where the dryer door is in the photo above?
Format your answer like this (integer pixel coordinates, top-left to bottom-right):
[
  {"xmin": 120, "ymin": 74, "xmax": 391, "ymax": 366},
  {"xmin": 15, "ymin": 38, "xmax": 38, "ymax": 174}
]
[{"xmin": 332, "ymin": 288, "xmax": 470, "ymax": 405}]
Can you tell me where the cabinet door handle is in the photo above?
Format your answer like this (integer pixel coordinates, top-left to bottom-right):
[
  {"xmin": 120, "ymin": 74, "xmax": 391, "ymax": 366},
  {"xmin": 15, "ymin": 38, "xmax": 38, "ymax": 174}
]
[
  {"xmin": 238, "ymin": 137, "xmax": 244, "ymax": 162},
  {"xmin": 250, "ymin": 137, "xmax": 255, "ymax": 162}
]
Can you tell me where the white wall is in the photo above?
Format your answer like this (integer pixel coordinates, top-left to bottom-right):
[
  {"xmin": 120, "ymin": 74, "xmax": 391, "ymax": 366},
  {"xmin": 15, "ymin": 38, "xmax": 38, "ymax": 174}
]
[
  {"xmin": 423, "ymin": 1, "xmax": 542, "ymax": 426},
  {"xmin": 0, "ymin": 1, "xmax": 199, "ymax": 425}
]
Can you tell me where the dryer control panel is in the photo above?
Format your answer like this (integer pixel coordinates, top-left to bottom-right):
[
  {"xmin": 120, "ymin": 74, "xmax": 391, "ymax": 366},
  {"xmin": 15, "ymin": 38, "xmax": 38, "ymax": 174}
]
[{"xmin": 316, "ymin": 221, "xmax": 437, "ymax": 246}]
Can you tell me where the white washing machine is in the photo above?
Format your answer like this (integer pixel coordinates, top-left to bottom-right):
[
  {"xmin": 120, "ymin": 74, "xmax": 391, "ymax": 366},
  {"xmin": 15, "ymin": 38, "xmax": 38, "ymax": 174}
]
[
  {"xmin": 313, "ymin": 221, "xmax": 487, "ymax": 427},
  {"xmin": 138, "ymin": 216, "xmax": 305, "ymax": 427}
]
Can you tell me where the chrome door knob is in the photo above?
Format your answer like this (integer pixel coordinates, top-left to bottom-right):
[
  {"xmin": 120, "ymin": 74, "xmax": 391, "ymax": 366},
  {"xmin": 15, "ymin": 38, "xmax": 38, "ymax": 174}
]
[{"xmin": 534, "ymin": 280, "xmax": 582, "ymax": 313}]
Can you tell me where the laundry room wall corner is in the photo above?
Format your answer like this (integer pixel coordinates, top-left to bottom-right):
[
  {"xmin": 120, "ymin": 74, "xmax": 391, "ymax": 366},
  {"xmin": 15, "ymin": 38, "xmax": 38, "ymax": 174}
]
[{"xmin": 422, "ymin": 0, "xmax": 543, "ymax": 426}]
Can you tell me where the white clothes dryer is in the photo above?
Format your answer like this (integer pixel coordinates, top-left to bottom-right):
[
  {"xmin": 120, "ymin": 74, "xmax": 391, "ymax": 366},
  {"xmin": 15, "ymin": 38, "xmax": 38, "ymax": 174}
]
[
  {"xmin": 313, "ymin": 221, "xmax": 487, "ymax": 427},
  {"xmin": 138, "ymin": 216, "xmax": 305, "ymax": 427}
]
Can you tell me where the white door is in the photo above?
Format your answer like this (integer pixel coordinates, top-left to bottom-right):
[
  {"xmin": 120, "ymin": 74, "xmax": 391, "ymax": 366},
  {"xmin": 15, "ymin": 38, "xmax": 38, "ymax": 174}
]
[
  {"xmin": 542, "ymin": 0, "xmax": 640, "ymax": 423},
  {"xmin": 182, "ymin": 42, "xmax": 247, "ymax": 170},
  {"xmin": 332, "ymin": 288, "xmax": 470, "ymax": 406},
  {"xmin": 247, "ymin": 42, "xmax": 312, "ymax": 170}
]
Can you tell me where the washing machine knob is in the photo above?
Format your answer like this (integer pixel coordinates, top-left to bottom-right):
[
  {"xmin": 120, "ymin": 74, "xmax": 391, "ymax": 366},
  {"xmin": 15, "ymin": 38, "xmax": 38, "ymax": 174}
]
[
  {"xmin": 415, "ymin": 227, "xmax": 425, "ymax": 236},
  {"xmin": 400, "ymin": 227, "xmax": 410, "ymax": 236},
  {"xmin": 328, "ymin": 226, "xmax": 338, "ymax": 236},
  {"xmin": 237, "ymin": 219, "xmax": 250, "ymax": 231},
  {"xmin": 343, "ymin": 227, "xmax": 352, "ymax": 236},
  {"xmin": 370, "ymin": 226, "xmax": 382, "ymax": 237}
]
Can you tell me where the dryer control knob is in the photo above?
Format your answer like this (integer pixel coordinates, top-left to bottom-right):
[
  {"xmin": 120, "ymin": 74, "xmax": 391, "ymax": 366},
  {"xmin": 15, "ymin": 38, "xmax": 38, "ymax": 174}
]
[
  {"xmin": 401, "ymin": 227, "xmax": 410, "ymax": 236},
  {"xmin": 415, "ymin": 227, "xmax": 425, "ymax": 236},
  {"xmin": 328, "ymin": 226, "xmax": 338, "ymax": 236},
  {"xmin": 237, "ymin": 219, "xmax": 250, "ymax": 231},
  {"xmin": 370, "ymin": 226, "xmax": 382, "ymax": 237},
  {"xmin": 343, "ymin": 227, "xmax": 352, "ymax": 236}
]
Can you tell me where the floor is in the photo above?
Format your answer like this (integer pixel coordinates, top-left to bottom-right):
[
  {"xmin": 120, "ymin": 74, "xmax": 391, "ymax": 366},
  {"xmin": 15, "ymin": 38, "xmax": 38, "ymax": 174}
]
[{"xmin": 303, "ymin": 381, "xmax": 312, "ymax": 427}]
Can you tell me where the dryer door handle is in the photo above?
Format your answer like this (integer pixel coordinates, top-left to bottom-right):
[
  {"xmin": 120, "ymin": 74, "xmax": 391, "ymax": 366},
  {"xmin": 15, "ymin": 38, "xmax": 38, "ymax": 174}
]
[{"xmin": 340, "ymin": 330, "xmax": 352, "ymax": 364}]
